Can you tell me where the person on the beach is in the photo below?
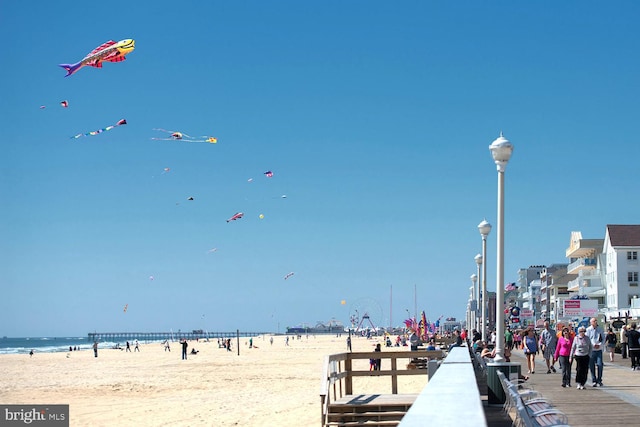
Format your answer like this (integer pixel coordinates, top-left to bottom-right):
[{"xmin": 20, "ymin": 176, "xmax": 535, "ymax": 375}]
[
  {"xmin": 586, "ymin": 317, "xmax": 605, "ymax": 387},
  {"xmin": 346, "ymin": 336, "xmax": 352, "ymax": 352},
  {"xmin": 226, "ymin": 338, "xmax": 232, "ymax": 351},
  {"xmin": 523, "ymin": 328, "xmax": 538, "ymax": 374},
  {"xmin": 164, "ymin": 340, "xmax": 170, "ymax": 352},
  {"xmin": 409, "ymin": 331, "xmax": 420, "ymax": 351},
  {"xmin": 539, "ymin": 321, "xmax": 558, "ymax": 374},
  {"xmin": 570, "ymin": 326, "xmax": 592, "ymax": 389},
  {"xmin": 554, "ymin": 327, "xmax": 574, "ymax": 388},
  {"xmin": 93, "ymin": 341, "xmax": 98, "ymax": 358},
  {"xmin": 605, "ymin": 328, "xmax": 617, "ymax": 362},
  {"xmin": 374, "ymin": 343, "xmax": 381, "ymax": 370},
  {"xmin": 29, "ymin": 349, "xmax": 34, "ymax": 357},
  {"xmin": 126, "ymin": 341, "xmax": 131, "ymax": 352},
  {"xmin": 134, "ymin": 339, "xmax": 140, "ymax": 352},
  {"xmin": 270, "ymin": 336, "xmax": 273, "ymax": 346},
  {"xmin": 625, "ymin": 322, "xmax": 640, "ymax": 370},
  {"xmin": 181, "ymin": 339, "xmax": 188, "ymax": 360}
]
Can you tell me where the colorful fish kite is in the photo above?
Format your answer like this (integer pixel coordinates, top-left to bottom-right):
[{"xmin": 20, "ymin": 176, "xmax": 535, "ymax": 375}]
[
  {"xmin": 226, "ymin": 212, "xmax": 244, "ymax": 223},
  {"xmin": 70, "ymin": 119, "xmax": 127, "ymax": 139},
  {"xmin": 284, "ymin": 272, "xmax": 294, "ymax": 280},
  {"xmin": 151, "ymin": 129, "xmax": 217, "ymax": 144},
  {"xmin": 59, "ymin": 39, "xmax": 135, "ymax": 77},
  {"xmin": 264, "ymin": 171, "xmax": 273, "ymax": 178}
]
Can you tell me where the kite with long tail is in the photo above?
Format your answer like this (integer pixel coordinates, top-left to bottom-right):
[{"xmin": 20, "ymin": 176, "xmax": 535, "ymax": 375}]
[
  {"xmin": 152, "ymin": 128, "xmax": 217, "ymax": 144},
  {"xmin": 70, "ymin": 119, "xmax": 127, "ymax": 139}
]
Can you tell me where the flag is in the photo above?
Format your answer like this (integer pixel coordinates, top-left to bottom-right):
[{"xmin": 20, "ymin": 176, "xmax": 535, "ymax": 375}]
[{"xmin": 505, "ymin": 282, "xmax": 516, "ymax": 291}]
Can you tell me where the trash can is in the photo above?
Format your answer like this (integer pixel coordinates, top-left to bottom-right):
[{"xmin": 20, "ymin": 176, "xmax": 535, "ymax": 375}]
[{"xmin": 486, "ymin": 362, "xmax": 521, "ymax": 404}]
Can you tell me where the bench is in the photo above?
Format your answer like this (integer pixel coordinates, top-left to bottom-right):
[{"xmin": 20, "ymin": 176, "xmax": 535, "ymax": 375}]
[{"xmin": 496, "ymin": 370, "xmax": 569, "ymax": 427}]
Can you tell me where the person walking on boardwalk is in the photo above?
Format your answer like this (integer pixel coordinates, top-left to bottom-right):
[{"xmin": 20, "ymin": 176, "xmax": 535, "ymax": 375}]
[
  {"xmin": 505, "ymin": 327, "xmax": 514, "ymax": 351},
  {"xmin": 620, "ymin": 325, "xmax": 629, "ymax": 359},
  {"xmin": 539, "ymin": 321, "xmax": 558, "ymax": 374},
  {"xmin": 625, "ymin": 322, "xmax": 640, "ymax": 370},
  {"xmin": 586, "ymin": 317, "xmax": 605, "ymax": 387},
  {"xmin": 554, "ymin": 327, "xmax": 574, "ymax": 387},
  {"xmin": 570, "ymin": 326, "xmax": 592, "ymax": 389},
  {"xmin": 180, "ymin": 339, "xmax": 188, "ymax": 360},
  {"xmin": 605, "ymin": 328, "xmax": 617, "ymax": 362},
  {"xmin": 523, "ymin": 328, "xmax": 538, "ymax": 374}
]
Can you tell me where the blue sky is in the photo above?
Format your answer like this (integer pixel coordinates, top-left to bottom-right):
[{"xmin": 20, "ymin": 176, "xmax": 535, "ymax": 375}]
[{"xmin": 1, "ymin": 1, "xmax": 639, "ymax": 337}]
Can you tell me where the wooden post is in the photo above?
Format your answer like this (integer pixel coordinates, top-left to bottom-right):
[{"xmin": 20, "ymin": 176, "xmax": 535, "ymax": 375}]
[{"xmin": 236, "ymin": 329, "xmax": 240, "ymax": 356}]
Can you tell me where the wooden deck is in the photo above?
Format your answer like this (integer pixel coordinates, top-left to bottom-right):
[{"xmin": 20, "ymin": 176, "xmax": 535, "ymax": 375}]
[
  {"xmin": 506, "ymin": 350, "xmax": 640, "ymax": 426},
  {"xmin": 331, "ymin": 393, "xmax": 418, "ymax": 407},
  {"xmin": 328, "ymin": 394, "xmax": 418, "ymax": 427},
  {"xmin": 320, "ymin": 350, "xmax": 445, "ymax": 427}
]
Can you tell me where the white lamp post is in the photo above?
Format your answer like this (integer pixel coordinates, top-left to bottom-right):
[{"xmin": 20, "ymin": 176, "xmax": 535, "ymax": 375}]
[
  {"xmin": 474, "ymin": 254, "xmax": 482, "ymax": 332},
  {"xmin": 470, "ymin": 273, "xmax": 478, "ymax": 333},
  {"xmin": 489, "ymin": 132, "xmax": 514, "ymax": 362},
  {"xmin": 478, "ymin": 220, "xmax": 491, "ymax": 342}
]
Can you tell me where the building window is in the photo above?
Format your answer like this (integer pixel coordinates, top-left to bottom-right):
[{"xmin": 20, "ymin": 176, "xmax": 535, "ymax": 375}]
[
  {"xmin": 628, "ymin": 251, "xmax": 638, "ymax": 260},
  {"xmin": 629, "ymin": 272, "xmax": 639, "ymax": 283}
]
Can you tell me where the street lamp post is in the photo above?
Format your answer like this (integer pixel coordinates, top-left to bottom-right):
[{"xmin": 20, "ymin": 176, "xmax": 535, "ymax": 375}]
[
  {"xmin": 489, "ymin": 132, "xmax": 514, "ymax": 362},
  {"xmin": 478, "ymin": 220, "xmax": 491, "ymax": 342},
  {"xmin": 470, "ymin": 273, "xmax": 478, "ymax": 333},
  {"xmin": 474, "ymin": 254, "xmax": 482, "ymax": 332}
]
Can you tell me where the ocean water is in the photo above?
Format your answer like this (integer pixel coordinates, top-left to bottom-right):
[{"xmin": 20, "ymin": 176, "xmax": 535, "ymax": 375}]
[
  {"xmin": 0, "ymin": 336, "xmax": 165, "ymax": 355},
  {"xmin": 0, "ymin": 337, "xmax": 92, "ymax": 354}
]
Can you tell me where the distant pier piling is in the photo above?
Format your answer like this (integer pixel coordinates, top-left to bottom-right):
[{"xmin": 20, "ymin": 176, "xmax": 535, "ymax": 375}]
[{"xmin": 87, "ymin": 331, "xmax": 269, "ymax": 343}]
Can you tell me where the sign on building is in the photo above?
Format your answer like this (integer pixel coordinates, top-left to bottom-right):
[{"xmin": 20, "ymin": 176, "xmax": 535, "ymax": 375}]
[{"xmin": 563, "ymin": 299, "xmax": 598, "ymax": 318}]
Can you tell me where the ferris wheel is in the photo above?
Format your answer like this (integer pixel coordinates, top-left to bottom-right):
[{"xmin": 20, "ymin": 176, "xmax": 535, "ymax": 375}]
[{"xmin": 349, "ymin": 298, "xmax": 384, "ymax": 332}]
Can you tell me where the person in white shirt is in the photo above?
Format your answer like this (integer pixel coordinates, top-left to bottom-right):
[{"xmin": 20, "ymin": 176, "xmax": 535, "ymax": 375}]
[{"xmin": 585, "ymin": 318, "xmax": 605, "ymax": 387}]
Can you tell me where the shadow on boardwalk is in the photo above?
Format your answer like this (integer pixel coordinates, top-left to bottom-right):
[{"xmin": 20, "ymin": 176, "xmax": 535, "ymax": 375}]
[{"xmin": 493, "ymin": 349, "xmax": 640, "ymax": 426}]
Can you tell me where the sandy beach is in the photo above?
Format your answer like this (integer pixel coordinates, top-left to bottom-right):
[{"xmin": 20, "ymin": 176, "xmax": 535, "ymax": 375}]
[{"xmin": 0, "ymin": 334, "xmax": 428, "ymax": 426}]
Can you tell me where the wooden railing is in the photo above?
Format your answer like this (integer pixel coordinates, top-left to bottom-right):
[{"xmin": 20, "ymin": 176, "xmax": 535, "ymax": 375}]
[{"xmin": 320, "ymin": 350, "xmax": 445, "ymax": 426}]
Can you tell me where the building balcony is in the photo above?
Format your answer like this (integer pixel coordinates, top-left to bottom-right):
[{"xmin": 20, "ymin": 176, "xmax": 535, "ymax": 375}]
[
  {"xmin": 567, "ymin": 258, "xmax": 597, "ymax": 274},
  {"xmin": 565, "ymin": 237, "xmax": 603, "ymax": 259}
]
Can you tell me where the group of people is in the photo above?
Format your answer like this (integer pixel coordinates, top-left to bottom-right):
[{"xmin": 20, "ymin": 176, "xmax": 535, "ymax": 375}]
[{"xmin": 518, "ymin": 318, "xmax": 640, "ymax": 390}]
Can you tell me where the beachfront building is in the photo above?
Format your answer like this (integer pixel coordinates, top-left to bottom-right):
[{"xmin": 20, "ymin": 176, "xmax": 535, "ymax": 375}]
[
  {"xmin": 539, "ymin": 264, "xmax": 574, "ymax": 326},
  {"xmin": 510, "ymin": 266, "xmax": 544, "ymax": 327},
  {"xmin": 601, "ymin": 224, "xmax": 640, "ymax": 319},
  {"xmin": 519, "ymin": 275, "xmax": 542, "ymax": 325}
]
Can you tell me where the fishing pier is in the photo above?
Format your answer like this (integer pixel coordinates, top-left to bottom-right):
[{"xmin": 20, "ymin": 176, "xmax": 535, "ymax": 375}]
[{"xmin": 87, "ymin": 330, "xmax": 269, "ymax": 343}]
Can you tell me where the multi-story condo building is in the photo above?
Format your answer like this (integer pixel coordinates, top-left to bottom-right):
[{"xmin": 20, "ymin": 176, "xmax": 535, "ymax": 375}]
[
  {"xmin": 602, "ymin": 224, "xmax": 640, "ymax": 318},
  {"xmin": 540, "ymin": 264, "xmax": 574, "ymax": 324}
]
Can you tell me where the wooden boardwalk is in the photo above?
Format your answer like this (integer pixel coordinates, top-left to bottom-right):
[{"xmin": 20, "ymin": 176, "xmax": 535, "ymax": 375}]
[{"xmin": 506, "ymin": 350, "xmax": 640, "ymax": 426}]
